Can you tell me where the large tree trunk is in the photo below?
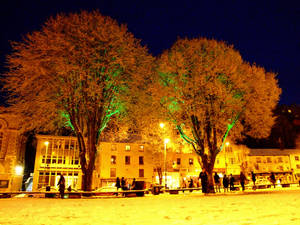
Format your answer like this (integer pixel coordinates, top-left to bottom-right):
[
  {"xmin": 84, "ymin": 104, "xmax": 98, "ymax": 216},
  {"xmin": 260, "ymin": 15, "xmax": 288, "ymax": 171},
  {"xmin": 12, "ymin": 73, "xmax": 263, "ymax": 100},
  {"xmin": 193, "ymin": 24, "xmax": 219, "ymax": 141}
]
[{"xmin": 81, "ymin": 168, "xmax": 93, "ymax": 191}]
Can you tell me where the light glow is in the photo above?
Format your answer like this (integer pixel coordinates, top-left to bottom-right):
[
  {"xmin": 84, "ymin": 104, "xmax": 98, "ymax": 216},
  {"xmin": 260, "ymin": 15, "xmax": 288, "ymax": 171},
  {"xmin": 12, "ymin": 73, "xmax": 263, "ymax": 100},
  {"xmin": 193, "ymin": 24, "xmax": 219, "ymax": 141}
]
[{"xmin": 15, "ymin": 165, "xmax": 23, "ymax": 176}]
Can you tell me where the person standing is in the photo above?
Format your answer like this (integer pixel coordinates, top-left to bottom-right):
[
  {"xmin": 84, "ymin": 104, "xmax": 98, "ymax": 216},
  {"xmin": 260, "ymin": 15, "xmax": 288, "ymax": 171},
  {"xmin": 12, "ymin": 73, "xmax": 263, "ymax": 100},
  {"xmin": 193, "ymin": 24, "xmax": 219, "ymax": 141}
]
[
  {"xmin": 214, "ymin": 172, "xmax": 221, "ymax": 193},
  {"xmin": 229, "ymin": 174, "xmax": 235, "ymax": 191},
  {"xmin": 57, "ymin": 174, "xmax": 65, "ymax": 199},
  {"xmin": 199, "ymin": 171, "xmax": 208, "ymax": 193},
  {"xmin": 188, "ymin": 177, "xmax": 194, "ymax": 188},
  {"xmin": 270, "ymin": 172, "xmax": 276, "ymax": 188},
  {"xmin": 223, "ymin": 174, "xmax": 229, "ymax": 192},
  {"xmin": 239, "ymin": 172, "xmax": 246, "ymax": 191},
  {"xmin": 251, "ymin": 171, "xmax": 256, "ymax": 187},
  {"xmin": 121, "ymin": 177, "xmax": 127, "ymax": 190},
  {"xmin": 116, "ymin": 177, "xmax": 121, "ymax": 190},
  {"xmin": 131, "ymin": 178, "xmax": 136, "ymax": 190}
]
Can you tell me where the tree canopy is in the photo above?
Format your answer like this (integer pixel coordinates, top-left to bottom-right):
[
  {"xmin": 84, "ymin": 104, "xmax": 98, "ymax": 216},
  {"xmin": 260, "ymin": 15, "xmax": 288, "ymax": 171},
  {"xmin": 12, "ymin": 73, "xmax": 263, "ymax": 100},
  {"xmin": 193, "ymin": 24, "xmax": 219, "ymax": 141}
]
[
  {"xmin": 153, "ymin": 38, "xmax": 281, "ymax": 192},
  {"xmin": 2, "ymin": 10, "xmax": 153, "ymax": 190}
]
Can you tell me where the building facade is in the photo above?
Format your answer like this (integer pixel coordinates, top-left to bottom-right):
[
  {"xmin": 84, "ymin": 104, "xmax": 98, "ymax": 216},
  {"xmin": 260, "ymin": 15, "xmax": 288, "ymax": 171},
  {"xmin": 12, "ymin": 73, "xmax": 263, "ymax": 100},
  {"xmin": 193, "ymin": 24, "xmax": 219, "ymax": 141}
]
[
  {"xmin": 0, "ymin": 114, "xmax": 25, "ymax": 192},
  {"xmin": 32, "ymin": 134, "xmax": 300, "ymax": 191}
]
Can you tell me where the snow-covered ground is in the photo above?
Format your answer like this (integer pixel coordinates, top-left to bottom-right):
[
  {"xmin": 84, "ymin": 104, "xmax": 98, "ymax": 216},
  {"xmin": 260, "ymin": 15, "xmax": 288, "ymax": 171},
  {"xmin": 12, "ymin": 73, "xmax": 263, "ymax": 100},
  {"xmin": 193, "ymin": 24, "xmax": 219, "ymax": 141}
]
[{"xmin": 1, "ymin": 188, "xmax": 300, "ymax": 225}]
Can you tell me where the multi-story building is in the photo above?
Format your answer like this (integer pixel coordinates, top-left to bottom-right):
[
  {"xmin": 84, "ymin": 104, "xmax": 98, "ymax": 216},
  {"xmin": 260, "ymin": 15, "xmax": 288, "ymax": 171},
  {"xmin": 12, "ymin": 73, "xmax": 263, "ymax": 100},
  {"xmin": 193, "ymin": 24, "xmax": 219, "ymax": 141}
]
[
  {"xmin": 244, "ymin": 149, "xmax": 300, "ymax": 184},
  {"xmin": 0, "ymin": 114, "xmax": 25, "ymax": 191}
]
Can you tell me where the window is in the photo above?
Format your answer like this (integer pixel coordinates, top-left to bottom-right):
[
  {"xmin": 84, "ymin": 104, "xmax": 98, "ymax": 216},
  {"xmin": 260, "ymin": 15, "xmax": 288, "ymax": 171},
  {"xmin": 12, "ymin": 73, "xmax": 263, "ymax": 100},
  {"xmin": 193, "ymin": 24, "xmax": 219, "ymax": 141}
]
[
  {"xmin": 139, "ymin": 169, "xmax": 144, "ymax": 178},
  {"xmin": 177, "ymin": 158, "xmax": 181, "ymax": 165},
  {"xmin": 278, "ymin": 157, "xmax": 283, "ymax": 163},
  {"xmin": 295, "ymin": 156, "xmax": 299, "ymax": 161},
  {"xmin": 111, "ymin": 144, "xmax": 117, "ymax": 151},
  {"xmin": 139, "ymin": 156, "xmax": 144, "ymax": 165},
  {"xmin": 267, "ymin": 157, "xmax": 272, "ymax": 163},
  {"xmin": 139, "ymin": 145, "xmax": 144, "ymax": 152},
  {"xmin": 296, "ymin": 165, "xmax": 300, "ymax": 169},
  {"xmin": 125, "ymin": 156, "xmax": 130, "ymax": 165},
  {"xmin": 110, "ymin": 168, "xmax": 116, "ymax": 177},
  {"xmin": 189, "ymin": 158, "xmax": 194, "ymax": 165},
  {"xmin": 111, "ymin": 155, "xmax": 116, "ymax": 164},
  {"xmin": 125, "ymin": 145, "xmax": 131, "ymax": 151},
  {"xmin": 256, "ymin": 157, "xmax": 261, "ymax": 163}
]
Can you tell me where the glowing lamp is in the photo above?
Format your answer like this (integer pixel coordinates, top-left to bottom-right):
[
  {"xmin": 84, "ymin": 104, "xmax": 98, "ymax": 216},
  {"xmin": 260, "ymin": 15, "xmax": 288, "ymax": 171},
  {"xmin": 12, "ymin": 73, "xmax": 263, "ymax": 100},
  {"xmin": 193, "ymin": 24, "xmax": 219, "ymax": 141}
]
[
  {"xmin": 159, "ymin": 123, "xmax": 165, "ymax": 128},
  {"xmin": 164, "ymin": 138, "xmax": 170, "ymax": 144},
  {"xmin": 15, "ymin": 165, "xmax": 23, "ymax": 176}
]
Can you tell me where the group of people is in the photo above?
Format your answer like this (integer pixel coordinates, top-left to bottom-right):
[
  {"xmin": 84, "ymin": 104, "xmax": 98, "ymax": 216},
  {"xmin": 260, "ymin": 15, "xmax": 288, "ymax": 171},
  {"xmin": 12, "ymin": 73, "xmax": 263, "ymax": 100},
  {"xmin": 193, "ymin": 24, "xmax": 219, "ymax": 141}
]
[
  {"xmin": 185, "ymin": 171, "xmax": 252, "ymax": 193},
  {"xmin": 115, "ymin": 177, "xmax": 137, "ymax": 190}
]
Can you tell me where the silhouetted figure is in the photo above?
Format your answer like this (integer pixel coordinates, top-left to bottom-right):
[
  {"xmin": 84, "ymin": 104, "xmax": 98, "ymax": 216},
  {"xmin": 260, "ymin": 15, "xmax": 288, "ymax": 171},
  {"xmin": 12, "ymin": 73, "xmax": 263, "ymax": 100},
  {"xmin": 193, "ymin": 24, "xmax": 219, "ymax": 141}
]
[
  {"xmin": 188, "ymin": 178, "xmax": 194, "ymax": 188},
  {"xmin": 67, "ymin": 185, "xmax": 72, "ymax": 192},
  {"xmin": 251, "ymin": 171, "xmax": 256, "ymax": 187},
  {"xmin": 214, "ymin": 172, "xmax": 221, "ymax": 192},
  {"xmin": 121, "ymin": 177, "xmax": 127, "ymax": 190},
  {"xmin": 239, "ymin": 172, "xmax": 246, "ymax": 191},
  {"xmin": 57, "ymin": 174, "xmax": 65, "ymax": 199},
  {"xmin": 229, "ymin": 174, "xmax": 235, "ymax": 191},
  {"xmin": 131, "ymin": 178, "xmax": 136, "ymax": 190},
  {"xmin": 270, "ymin": 172, "xmax": 276, "ymax": 188},
  {"xmin": 199, "ymin": 171, "xmax": 208, "ymax": 193},
  {"xmin": 223, "ymin": 174, "xmax": 229, "ymax": 192},
  {"xmin": 116, "ymin": 177, "xmax": 121, "ymax": 190}
]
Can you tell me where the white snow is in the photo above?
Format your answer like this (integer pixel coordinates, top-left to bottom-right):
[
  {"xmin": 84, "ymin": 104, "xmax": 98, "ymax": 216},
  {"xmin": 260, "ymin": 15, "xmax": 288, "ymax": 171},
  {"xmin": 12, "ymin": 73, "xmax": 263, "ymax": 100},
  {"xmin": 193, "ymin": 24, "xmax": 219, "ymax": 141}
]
[{"xmin": 1, "ymin": 188, "xmax": 300, "ymax": 225}]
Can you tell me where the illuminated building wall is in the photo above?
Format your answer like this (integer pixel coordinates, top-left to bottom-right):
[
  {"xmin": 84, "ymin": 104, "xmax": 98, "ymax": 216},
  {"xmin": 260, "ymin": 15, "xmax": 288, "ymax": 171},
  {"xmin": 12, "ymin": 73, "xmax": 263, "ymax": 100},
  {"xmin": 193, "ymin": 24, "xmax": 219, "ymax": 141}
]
[
  {"xmin": 244, "ymin": 149, "xmax": 300, "ymax": 184},
  {"xmin": 0, "ymin": 114, "xmax": 25, "ymax": 192},
  {"xmin": 32, "ymin": 135, "xmax": 82, "ymax": 191}
]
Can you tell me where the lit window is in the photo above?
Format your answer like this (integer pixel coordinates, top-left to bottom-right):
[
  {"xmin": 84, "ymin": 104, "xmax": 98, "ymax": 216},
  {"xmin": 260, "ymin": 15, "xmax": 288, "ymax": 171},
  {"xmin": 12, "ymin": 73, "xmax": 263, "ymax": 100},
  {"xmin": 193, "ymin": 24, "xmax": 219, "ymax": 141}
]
[
  {"xmin": 189, "ymin": 158, "xmax": 193, "ymax": 165},
  {"xmin": 111, "ymin": 155, "xmax": 116, "ymax": 164},
  {"xmin": 125, "ymin": 156, "xmax": 130, "ymax": 165},
  {"xmin": 139, "ymin": 156, "xmax": 144, "ymax": 165},
  {"xmin": 110, "ymin": 168, "xmax": 116, "ymax": 177},
  {"xmin": 139, "ymin": 145, "xmax": 144, "ymax": 151},
  {"xmin": 125, "ymin": 145, "xmax": 131, "ymax": 151},
  {"xmin": 139, "ymin": 169, "xmax": 144, "ymax": 178},
  {"xmin": 111, "ymin": 144, "xmax": 117, "ymax": 151},
  {"xmin": 295, "ymin": 156, "xmax": 299, "ymax": 161},
  {"xmin": 177, "ymin": 158, "xmax": 181, "ymax": 165}
]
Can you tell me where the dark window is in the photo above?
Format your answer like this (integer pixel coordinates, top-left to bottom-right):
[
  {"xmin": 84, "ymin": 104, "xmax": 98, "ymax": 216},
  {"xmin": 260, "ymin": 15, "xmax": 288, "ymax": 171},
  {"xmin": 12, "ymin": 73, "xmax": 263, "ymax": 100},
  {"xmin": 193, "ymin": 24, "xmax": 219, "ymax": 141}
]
[
  {"xmin": 111, "ymin": 155, "xmax": 116, "ymax": 164},
  {"xmin": 110, "ymin": 168, "xmax": 116, "ymax": 177},
  {"xmin": 295, "ymin": 156, "xmax": 299, "ymax": 161},
  {"xmin": 125, "ymin": 156, "xmax": 130, "ymax": 165},
  {"xmin": 139, "ymin": 169, "xmax": 144, "ymax": 178},
  {"xmin": 297, "ymin": 164, "xmax": 300, "ymax": 169},
  {"xmin": 256, "ymin": 157, "xmax": 261, "ymax": 163},
  {"xmin": 139, "ymin": 156, "xmax": 144, "ymax": 165},
  {"xmin": 177, "ymin": 158, "xmax": 181, "ymax": 165},
  {"xmin": 278, "ymin": 157, "xmax": 283, "ymax": 163},
  {"xmin": 189, "ymin": 158, "xmax": 193, "ymax": 165},
  {"xmin": 267, "ymin": 157, "xmax": 272, "ymax": 163}
]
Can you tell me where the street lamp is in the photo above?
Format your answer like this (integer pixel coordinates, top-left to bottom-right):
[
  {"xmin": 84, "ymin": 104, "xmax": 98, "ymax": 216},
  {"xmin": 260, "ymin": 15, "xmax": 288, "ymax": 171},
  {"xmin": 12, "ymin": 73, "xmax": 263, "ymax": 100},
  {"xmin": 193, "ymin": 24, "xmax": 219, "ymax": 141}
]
[{"xmin": 164, "ymin": 138, "xmax": 169, "ymax": 189}]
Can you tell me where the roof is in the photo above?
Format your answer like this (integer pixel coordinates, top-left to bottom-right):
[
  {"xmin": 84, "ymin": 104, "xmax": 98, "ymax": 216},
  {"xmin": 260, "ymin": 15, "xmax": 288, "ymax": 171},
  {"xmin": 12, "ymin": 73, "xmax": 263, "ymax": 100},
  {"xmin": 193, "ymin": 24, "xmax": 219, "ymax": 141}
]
[{"xmin": 249, "ymin": 148, "xmax": 300, "ymax": 156}]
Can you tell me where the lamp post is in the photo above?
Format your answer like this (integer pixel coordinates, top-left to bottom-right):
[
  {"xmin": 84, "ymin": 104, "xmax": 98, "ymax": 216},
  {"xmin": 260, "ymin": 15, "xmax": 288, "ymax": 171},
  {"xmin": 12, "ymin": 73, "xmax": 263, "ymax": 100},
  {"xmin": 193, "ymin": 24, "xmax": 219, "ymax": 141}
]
[{"xmin": 164, "ymin": 138, "xmax": 169, "ymax": 189}]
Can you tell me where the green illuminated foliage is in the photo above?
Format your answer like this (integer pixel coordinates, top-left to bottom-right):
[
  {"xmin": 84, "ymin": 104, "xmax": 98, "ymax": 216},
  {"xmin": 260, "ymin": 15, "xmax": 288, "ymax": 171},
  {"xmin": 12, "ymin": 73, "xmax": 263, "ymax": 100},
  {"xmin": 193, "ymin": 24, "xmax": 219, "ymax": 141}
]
[
  {"xmin": 153, "ymin": 37, "xmax": 281, "ymax": 193},
  {"xmin": 3, "ymin": 11, "xmax": 154, "ymax": 191}
]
